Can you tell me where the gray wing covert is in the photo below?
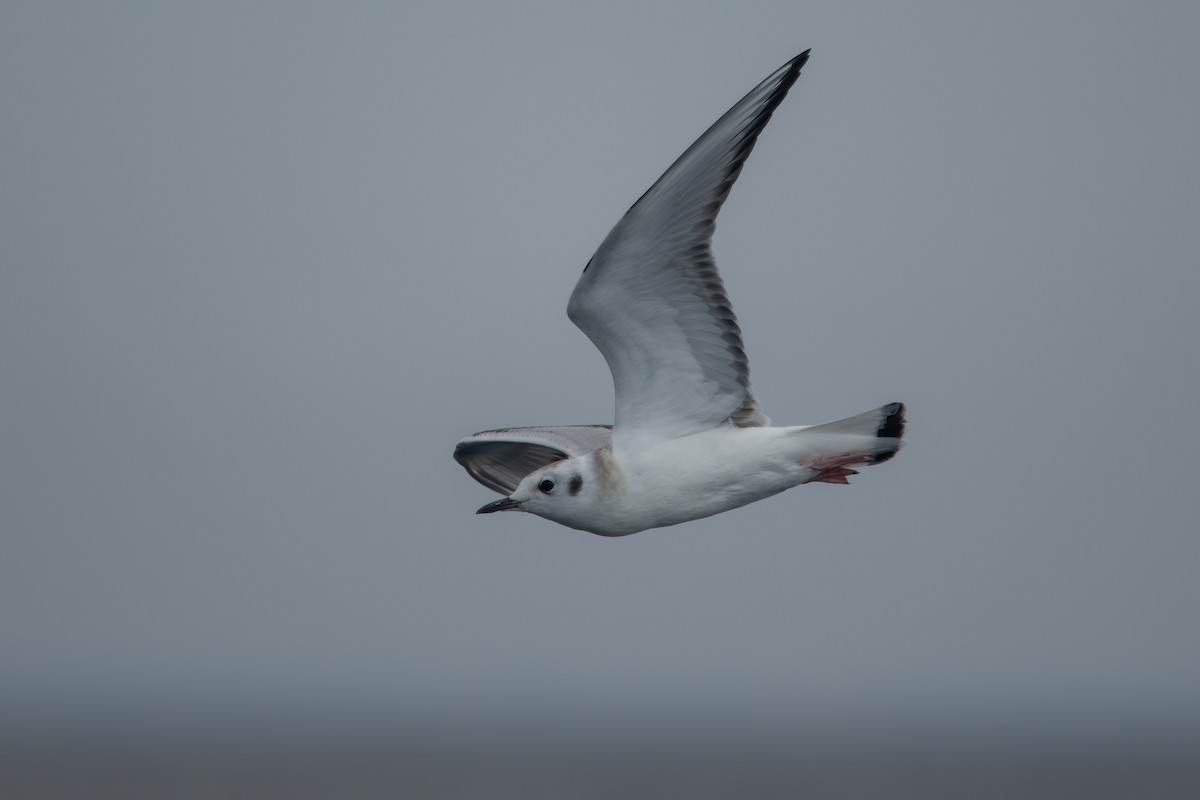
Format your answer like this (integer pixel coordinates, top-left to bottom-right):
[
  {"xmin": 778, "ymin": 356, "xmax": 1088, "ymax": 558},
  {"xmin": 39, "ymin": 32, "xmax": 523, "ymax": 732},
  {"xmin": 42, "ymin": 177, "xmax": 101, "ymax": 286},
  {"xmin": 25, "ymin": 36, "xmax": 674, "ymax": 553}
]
[
  {"xmin": 567, "ymin": 52, "xmax": 809, "ymax": 448},
  {"xmin": 452, "ymin": 425, "xmax": 613, "ymax": 494}
]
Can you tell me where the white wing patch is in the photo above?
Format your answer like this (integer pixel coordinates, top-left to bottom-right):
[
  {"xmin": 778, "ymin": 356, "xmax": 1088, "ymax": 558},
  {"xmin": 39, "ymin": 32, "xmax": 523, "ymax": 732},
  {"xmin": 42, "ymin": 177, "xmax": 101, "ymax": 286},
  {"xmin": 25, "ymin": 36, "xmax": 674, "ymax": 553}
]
[{"xmin": 567, "ymin": 52, "xmax": 808, "ymax": 451}]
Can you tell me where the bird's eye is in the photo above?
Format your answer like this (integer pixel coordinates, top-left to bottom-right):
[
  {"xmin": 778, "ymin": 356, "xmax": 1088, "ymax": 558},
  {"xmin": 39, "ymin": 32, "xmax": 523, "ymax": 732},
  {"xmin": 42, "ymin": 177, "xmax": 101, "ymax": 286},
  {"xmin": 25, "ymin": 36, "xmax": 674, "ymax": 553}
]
[{"xmin": 538, "ymin": 479, "xmax": 555, "ymax": 494}]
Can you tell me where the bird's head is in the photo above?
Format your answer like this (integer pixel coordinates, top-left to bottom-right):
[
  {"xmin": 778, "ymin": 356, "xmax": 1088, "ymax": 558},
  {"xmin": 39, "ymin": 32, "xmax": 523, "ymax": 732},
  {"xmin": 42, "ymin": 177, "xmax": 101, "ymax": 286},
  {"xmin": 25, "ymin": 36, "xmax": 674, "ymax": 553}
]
[{"xmin": 476, "ymin": 456, "xmax": 601, "ymax": 531}]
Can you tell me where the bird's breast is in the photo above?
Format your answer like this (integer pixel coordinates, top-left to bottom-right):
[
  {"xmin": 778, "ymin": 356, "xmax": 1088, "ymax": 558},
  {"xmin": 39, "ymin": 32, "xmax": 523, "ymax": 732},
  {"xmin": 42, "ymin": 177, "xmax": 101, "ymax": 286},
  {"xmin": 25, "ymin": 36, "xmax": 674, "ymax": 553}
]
[{"xmin": 611, "ymin": 428, "xmax": 802, "ymax": 529}]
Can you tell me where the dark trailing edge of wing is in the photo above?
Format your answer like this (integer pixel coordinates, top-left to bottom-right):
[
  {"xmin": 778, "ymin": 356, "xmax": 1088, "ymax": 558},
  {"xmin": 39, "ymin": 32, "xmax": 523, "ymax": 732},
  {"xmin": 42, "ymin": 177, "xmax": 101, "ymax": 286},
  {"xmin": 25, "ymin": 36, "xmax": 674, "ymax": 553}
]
[{"xmin": 570, "ymin": 52, "xmax": 811, "ymax": 432}]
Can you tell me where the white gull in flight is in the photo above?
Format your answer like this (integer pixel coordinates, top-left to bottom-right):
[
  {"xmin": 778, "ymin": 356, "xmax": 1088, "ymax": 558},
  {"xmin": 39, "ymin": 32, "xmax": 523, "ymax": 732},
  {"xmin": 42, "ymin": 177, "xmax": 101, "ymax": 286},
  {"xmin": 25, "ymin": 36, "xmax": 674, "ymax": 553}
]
[{"xmin": 454, "ymin": 51, "xmax": 905, "ymax": 536}]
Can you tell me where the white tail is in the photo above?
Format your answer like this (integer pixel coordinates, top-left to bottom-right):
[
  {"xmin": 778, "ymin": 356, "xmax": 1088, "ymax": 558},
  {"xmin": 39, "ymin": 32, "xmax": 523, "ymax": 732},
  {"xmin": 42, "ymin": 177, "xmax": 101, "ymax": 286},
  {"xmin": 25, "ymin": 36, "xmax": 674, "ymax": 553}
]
[
  {"xmin": 804, "ymin": 402, "xmax": 905, "ymax": 463},
  {"xmin": 791, "ymin": 402, "xmax": 906, "ymax": 484}
]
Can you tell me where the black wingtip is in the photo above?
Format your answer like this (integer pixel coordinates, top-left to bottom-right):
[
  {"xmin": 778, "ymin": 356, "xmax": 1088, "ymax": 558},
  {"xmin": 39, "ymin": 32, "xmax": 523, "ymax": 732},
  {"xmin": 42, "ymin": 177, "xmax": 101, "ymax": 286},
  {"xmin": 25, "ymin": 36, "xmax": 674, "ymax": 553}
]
[
  {"xmin": 784, "ymin": 50, "xmax": 811, "ymax": 80},
  {"xmin": 771, "ymin": 49, "xmax": 811, "ymax": 105}
]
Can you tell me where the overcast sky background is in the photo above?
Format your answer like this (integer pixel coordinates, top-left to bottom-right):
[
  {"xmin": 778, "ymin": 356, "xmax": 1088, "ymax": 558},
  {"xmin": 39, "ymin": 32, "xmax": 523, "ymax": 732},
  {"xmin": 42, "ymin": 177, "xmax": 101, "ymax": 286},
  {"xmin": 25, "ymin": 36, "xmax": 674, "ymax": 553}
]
[{"xmin": 3, "ymin": 1, "xmax": 1198, "ymax": 755}]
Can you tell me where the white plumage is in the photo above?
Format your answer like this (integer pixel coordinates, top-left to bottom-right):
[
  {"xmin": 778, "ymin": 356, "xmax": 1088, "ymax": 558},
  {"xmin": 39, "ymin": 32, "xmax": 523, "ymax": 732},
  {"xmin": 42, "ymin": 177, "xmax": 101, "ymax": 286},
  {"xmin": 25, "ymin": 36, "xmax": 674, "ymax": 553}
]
[{"xmin": 454, "ymin": 51, "xmax": 905, "ymax": 536}]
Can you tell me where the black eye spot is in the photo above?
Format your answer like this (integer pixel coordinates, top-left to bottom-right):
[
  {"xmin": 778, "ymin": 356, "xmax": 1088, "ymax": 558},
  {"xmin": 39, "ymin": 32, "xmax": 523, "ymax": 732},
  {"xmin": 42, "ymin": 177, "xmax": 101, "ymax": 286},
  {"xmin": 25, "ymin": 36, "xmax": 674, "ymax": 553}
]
[{"xmin": 538, "ymin": 479, "xmax": 555, "ymax": 494}]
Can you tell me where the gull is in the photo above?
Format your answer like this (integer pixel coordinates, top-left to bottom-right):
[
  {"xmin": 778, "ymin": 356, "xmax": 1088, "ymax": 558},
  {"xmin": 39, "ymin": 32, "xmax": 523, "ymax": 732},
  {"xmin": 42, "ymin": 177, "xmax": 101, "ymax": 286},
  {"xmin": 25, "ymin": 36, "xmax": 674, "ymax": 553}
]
[{"xmin": 453, "ymin": 50, "xmax": 905, "ymax": 536}]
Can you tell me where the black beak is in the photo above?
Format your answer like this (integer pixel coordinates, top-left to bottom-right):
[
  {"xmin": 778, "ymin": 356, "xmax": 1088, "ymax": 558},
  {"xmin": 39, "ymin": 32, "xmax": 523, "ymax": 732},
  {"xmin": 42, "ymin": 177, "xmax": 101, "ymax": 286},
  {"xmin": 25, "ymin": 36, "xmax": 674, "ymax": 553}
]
[{"xmin": 476, "ymin": 497, "xmax": 520, "ymax": 514}]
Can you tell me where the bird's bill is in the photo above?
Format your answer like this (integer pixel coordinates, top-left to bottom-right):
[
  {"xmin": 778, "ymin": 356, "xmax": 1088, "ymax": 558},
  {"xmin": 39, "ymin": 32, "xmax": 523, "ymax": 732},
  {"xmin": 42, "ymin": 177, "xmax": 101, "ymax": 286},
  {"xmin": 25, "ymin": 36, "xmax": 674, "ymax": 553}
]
[{"xmin": 476, "ymin": 497, "xmax": 521, "ymax": 514}]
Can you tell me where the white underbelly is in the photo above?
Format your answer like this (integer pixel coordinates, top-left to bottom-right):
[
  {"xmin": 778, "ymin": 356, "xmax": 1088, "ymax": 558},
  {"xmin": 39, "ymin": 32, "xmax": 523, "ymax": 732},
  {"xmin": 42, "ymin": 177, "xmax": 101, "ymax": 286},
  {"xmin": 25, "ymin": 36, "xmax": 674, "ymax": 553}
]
[{"xmin": 607, "ymin": 427, "xmax": 811, "ymax": 532}]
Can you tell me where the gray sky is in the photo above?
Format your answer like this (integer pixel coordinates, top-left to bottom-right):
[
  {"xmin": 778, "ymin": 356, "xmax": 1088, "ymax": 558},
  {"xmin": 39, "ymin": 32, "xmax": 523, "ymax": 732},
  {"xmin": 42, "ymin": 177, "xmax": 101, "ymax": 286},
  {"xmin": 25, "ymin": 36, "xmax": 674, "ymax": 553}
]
[{"xmin": 2, "ymin": 1, "xmax": 1198, "ymax": 753}]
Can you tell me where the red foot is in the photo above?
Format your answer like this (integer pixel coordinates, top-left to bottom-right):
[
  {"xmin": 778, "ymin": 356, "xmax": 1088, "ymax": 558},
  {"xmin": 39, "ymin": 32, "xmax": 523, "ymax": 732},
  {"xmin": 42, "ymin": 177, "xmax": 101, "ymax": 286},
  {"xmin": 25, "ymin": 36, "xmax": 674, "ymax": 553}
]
[
  {"xmin": 812, "ymin": 466, "xmax": 859, "ymax": 485},
  {"xmin": 802, "ymin": 452, "xmax": 870, "ymax": 485}
]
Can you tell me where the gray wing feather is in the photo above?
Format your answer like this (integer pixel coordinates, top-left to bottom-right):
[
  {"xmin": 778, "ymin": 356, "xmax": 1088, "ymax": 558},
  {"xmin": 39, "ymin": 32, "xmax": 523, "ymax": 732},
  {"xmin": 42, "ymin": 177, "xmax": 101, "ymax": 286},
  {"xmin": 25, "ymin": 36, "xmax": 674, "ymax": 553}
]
[
  {"xmin": 453, "ymin": 425, "xmax": 613, "ymax": 494},
  {"xmin": 567, "ymin": 52, "xmax": 809, "ymax": 448}
]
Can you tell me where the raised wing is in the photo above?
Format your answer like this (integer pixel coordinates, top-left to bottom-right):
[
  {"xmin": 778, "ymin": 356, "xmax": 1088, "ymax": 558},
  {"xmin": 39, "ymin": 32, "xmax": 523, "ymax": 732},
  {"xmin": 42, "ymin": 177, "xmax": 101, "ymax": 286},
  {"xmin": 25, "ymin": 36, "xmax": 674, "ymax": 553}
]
[
  {"xmin": 452, "ymin": 425, "xmax": 613, "ymax": 494},
  {"xmin": 567, "ymin": 52, "xmax": 809, "ymax": 451}
]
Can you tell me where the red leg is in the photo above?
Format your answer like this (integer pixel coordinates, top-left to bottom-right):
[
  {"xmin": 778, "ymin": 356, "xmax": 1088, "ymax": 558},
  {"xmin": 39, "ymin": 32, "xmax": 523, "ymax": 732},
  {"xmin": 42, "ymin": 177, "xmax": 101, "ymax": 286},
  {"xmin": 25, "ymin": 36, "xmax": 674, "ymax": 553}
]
[
  {"xmin": 811, "ymin": 466, "xmax": 859, "ymax": 484},
  {"xmin": 802, "ymin": 452, "xmax": 870, "ymax": 485}
]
